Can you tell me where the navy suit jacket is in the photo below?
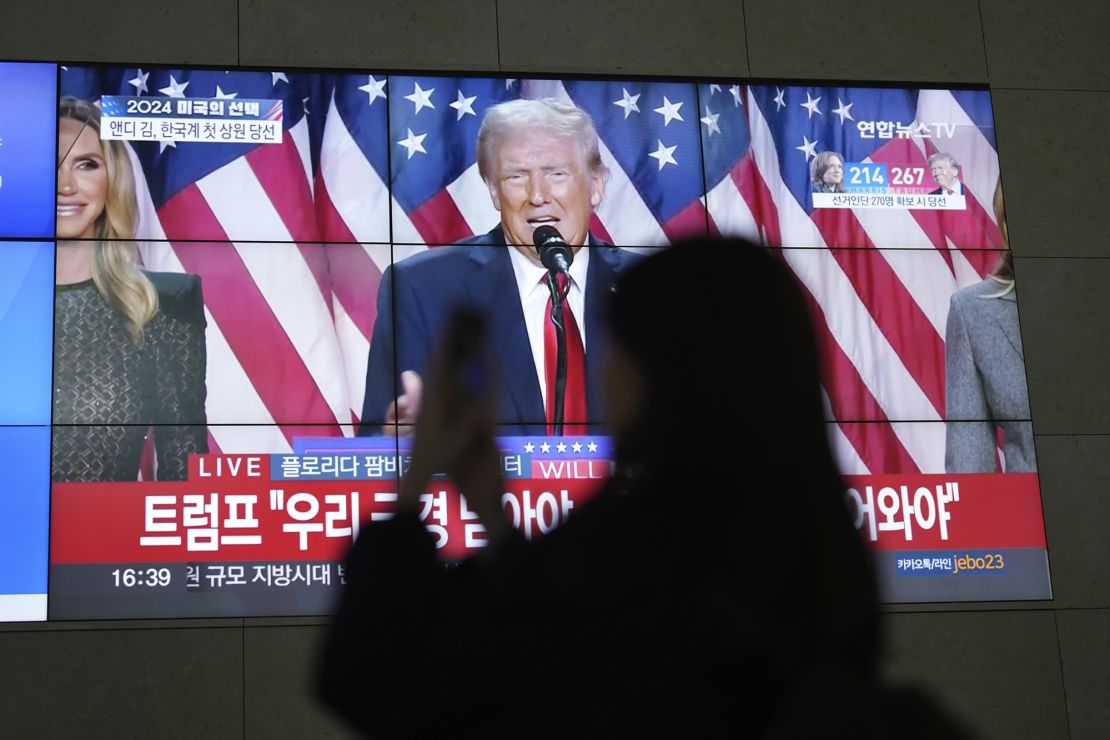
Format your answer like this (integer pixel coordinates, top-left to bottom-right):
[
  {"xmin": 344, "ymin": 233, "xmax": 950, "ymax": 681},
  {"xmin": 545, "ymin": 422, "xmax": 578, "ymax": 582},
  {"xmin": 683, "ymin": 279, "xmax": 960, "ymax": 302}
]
[
  {"xmin": 358, "ymin": 226, "xmax": 641, "ymax": 435},
  {"xmin": 929, "ymin": 183, "xmax": 964, "ymax": 196}
]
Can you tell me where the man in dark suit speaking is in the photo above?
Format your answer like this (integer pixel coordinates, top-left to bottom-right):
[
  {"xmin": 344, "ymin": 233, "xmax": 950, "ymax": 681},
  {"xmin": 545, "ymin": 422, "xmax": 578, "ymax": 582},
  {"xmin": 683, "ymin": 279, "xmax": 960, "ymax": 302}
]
[{"xmin": 359, "ymin": 98, "xmax": 640, "ymax": 436}]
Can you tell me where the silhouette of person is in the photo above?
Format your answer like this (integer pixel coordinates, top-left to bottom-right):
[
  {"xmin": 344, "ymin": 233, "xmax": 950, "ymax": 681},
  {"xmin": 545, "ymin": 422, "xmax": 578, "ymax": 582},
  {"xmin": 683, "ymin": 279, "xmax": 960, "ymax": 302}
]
[{"xmin": 318, "ymin": 240, "xmax": 970, "ymax": 738}]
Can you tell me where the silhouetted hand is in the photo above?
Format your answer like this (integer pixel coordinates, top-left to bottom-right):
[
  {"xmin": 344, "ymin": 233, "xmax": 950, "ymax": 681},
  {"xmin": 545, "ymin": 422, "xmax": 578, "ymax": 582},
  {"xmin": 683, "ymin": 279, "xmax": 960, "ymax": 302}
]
[{"xmin": 396, "ymin": 313, "xmax": 512, "ymax": 548}]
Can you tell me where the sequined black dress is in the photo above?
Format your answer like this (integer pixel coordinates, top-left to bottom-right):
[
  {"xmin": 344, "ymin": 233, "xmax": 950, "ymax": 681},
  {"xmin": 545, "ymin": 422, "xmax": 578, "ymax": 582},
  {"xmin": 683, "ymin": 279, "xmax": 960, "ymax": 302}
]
[{"xmin": 52, "ymin": 272, "xmax": 208, "ymax": 481}]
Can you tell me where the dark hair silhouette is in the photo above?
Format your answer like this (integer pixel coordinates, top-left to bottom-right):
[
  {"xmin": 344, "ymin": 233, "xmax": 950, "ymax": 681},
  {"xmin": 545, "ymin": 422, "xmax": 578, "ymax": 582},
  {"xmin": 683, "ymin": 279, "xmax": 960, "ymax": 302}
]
[{"xmin": 608, "ymin": 240, "xmax": 879, "ymax": 684}]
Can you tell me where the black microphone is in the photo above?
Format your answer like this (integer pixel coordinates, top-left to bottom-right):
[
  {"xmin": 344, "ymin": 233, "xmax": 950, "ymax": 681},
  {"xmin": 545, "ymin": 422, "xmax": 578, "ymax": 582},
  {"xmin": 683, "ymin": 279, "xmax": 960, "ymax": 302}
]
[
  {"xmin": 533, "ymin": 226, "xmax": 572, "ymax": 435},
  {"xmin": 532, "ymin": 225, "xmax": 574, "ymax": 278}
]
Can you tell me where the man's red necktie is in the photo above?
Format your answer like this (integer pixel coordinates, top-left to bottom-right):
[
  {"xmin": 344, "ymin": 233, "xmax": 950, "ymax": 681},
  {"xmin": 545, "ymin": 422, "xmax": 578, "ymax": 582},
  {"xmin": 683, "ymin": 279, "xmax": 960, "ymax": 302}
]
[{"xmin": 544, "ymin": 272, "xmax": 587, "ymax": 435}]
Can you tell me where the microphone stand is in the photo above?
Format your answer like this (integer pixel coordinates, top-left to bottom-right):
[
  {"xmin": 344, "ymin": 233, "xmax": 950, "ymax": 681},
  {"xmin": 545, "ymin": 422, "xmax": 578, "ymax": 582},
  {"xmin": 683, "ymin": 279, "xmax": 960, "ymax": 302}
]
[{"xmin": 545, "ymin": 271, "xmax": 569, "ymax": 437}]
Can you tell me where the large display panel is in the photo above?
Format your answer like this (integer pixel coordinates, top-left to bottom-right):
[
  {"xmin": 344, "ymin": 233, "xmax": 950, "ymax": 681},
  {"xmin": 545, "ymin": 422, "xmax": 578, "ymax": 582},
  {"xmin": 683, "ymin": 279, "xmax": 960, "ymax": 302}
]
[
  {"xmin": 48, "ymin": 241, "xmax": 1047, "ymax": 617},
  {"xmin": 0, "ymin": 60, "xmax": 1050, "ymax": 620}
]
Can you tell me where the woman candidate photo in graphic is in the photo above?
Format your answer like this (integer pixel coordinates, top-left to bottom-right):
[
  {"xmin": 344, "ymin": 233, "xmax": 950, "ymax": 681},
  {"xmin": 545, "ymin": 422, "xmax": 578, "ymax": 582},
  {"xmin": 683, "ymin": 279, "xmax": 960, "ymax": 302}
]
[
  {"xmin": 52, "ymin": 97, "xmax": 208, "ymax": 482},
  {"xmin": 944, "ymin": 181, "xmax": 1034, "ymax": 473},
  {"xmin": 811, "ymin": 150, "xmax": 847, "ymax": 194}
]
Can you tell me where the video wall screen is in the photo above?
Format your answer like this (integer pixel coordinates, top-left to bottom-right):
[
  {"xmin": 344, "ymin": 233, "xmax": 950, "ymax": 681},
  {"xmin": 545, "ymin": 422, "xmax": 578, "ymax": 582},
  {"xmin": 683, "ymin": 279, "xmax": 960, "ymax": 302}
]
[{"xmin": 0, "ymin": 60, "xmax": 1047, "ymax": 621}]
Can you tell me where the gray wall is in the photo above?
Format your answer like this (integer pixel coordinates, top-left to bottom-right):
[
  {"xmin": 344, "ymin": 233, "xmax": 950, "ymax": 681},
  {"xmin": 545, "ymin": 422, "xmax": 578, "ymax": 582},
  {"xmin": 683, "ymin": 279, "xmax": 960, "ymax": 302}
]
[{"xmin": 2, "ymin": 1, "xmax": 1107, "ymax": 738}]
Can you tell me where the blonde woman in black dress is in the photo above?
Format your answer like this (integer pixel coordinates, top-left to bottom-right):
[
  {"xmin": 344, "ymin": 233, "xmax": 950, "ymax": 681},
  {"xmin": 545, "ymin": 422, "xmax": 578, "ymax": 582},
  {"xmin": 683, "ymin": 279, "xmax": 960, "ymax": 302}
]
[{"xmin": 53, "ymin": 97, "xmax": 207, "ymax": 482}]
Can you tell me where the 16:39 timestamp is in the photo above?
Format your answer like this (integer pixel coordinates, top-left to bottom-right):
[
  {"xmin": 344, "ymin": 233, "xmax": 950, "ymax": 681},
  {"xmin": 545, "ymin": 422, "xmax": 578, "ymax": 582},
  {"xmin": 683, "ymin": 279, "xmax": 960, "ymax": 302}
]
[{"xmin": 111, "ymin": 567, "xmax": 171, "ymax": 588}]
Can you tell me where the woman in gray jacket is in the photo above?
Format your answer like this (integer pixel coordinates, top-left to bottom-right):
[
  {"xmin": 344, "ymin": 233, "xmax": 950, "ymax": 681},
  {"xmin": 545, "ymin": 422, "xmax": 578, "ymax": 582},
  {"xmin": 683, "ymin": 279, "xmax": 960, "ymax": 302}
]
[{"xmin": 944, "ymin": 182, "xmax": 1035, "ymax": 473}]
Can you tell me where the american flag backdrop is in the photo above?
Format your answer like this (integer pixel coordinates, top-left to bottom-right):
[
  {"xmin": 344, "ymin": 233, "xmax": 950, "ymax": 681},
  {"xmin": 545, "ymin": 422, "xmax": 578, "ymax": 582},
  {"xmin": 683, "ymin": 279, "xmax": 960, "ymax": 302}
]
[
  {"xmin": 388, "ymin": 76, "xmax": 709, "ymax": 246},
  {"xmin": 701, "ymin": 83, "xmax": 1008, "ymax": 475},
  {"xmin": 60, "ymin": 68, "xmax": 1015, "ymax": 475}
]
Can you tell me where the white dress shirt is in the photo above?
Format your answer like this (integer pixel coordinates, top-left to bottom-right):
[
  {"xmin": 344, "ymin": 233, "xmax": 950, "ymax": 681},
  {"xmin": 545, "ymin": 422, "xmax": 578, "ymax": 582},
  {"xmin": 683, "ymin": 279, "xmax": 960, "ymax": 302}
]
[{"xmin": 506, "ymin": 245, "xmax": 590, "ymax": 409}]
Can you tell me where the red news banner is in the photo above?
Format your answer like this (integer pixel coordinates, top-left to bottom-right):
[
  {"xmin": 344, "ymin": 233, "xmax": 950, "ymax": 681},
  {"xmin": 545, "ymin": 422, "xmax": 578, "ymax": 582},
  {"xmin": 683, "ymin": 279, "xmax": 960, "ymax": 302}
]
[
  {"xmin": 52, "ymin": 448, "xmax": 1046, "ymax": 566},
  {"xmin": 52, "ymin": 438, "xmax": 613, "ymax": 565},
  {"xmin": 51, "ymin": 468, "xmax": 602, "ymax": 564}
]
